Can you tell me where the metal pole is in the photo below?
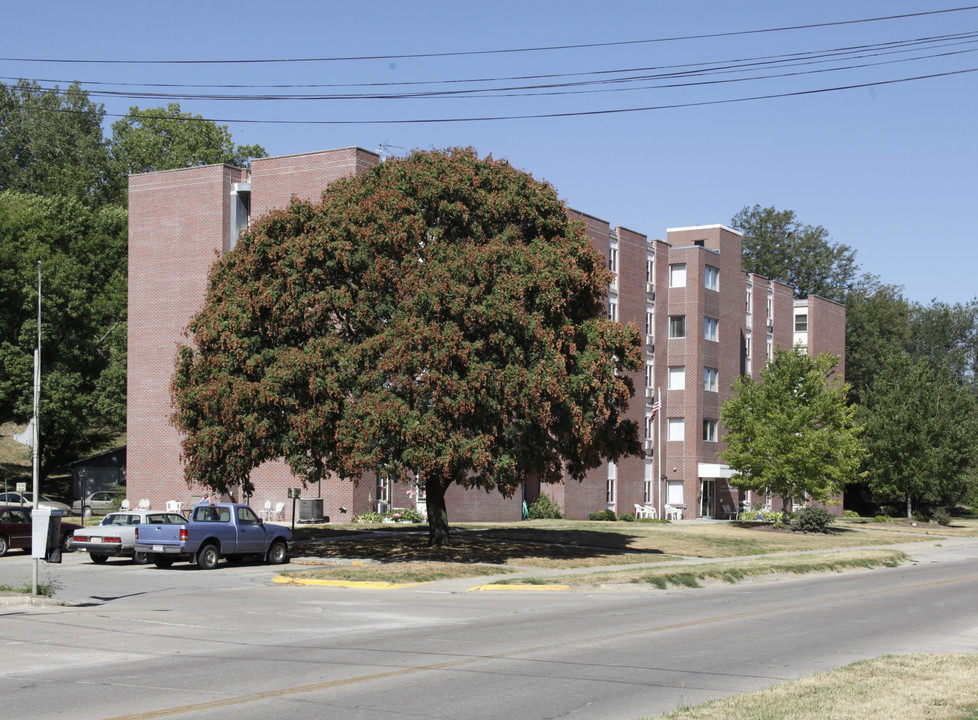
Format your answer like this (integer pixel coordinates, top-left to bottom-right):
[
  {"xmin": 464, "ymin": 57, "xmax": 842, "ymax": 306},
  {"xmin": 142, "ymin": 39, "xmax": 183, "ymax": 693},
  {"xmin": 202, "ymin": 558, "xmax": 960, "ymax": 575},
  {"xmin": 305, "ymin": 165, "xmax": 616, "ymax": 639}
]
[
  {"xmin": 31, "ymin": 262, "xmax": 40, "ymax": 597},
  {"xmin": 656, "ymin": 386, "xmax": 662, "ymax": 520}
]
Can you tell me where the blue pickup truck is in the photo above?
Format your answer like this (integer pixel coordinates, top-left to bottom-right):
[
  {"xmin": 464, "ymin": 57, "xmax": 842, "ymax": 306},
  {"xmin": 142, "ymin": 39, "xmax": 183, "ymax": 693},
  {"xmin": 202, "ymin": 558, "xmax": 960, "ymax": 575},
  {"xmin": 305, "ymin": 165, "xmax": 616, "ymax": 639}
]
[{"xmin": 134, "ymin": 502, "xmax": 292, "ymax": 569}]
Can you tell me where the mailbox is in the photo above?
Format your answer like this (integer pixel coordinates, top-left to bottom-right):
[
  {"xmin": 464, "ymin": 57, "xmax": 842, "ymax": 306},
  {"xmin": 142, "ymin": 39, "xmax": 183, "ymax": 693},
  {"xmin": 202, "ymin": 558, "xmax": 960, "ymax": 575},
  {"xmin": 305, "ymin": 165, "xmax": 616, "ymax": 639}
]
[{"xmin": 31, "ymin": 506, "xmax": 63, "ymax": 563}]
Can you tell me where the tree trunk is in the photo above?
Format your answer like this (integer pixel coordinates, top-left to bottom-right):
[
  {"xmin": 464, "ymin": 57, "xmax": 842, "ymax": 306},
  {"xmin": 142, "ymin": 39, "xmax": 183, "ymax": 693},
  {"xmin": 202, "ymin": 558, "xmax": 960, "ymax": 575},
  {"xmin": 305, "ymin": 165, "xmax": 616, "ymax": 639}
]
[
  {"xmin": 425, "ymin": 477, "xmax": 452, "ymax": 547},
  {"xmin": 780, "ymin": 495, "xmax": 791, "ymax": 525},
  {"xmin": 906, "ymin": 490, "xmax": 913, "ymax": 520}
]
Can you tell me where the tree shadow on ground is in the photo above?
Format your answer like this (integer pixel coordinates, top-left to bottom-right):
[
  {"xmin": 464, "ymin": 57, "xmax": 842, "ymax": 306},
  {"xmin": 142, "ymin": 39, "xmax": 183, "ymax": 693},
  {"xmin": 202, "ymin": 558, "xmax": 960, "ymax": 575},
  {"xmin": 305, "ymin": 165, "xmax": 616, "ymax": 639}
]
[{"xmin": 294, "ymin": 527, "xmax": 663, "ymax": 565}]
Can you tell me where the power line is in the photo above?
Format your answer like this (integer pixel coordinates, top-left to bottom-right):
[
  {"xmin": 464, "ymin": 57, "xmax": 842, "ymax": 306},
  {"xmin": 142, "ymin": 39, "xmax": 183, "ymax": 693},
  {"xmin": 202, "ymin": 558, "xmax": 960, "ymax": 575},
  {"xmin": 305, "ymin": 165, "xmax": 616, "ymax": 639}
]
[
  {"xmin": 90, "ymin": 67, "xmax": 978, "ymax": 125},
  {"xmin": 2, "ymin": 6, "xmax": 977, "ymax": 65},
  {"xmin": 6, "ymin": 30, "xmax": 975, "ymax": 95}
]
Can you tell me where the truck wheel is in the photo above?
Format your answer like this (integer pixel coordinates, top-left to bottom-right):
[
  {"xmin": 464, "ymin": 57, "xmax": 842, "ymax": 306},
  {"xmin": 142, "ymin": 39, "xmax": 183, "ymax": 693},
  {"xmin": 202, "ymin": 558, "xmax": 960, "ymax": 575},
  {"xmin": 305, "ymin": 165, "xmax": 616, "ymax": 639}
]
[
  {"xmin": 267, "ymin": 540, "xmax": 289, "ymax": 565},
  {"xmin": 90, "ymin": 553, "xmax": 108, "ymax": 564},
  {"xmin": 197, "ymin": 544, "xmax": 220, "ymax": 570},
  {"xmin": 132, "ymin": 551, "xmax": 150, "ymax": 565},
  {"xmin": 62, "ymin": 534, "xmax": 75, "ymax": 552},
  {"xmin": 153, "ymin": 556, "xmax": 174, "ymax": 569},
  {"xmin": 0, "ymin": 535, "xmax": 8, "ymax": 557}
]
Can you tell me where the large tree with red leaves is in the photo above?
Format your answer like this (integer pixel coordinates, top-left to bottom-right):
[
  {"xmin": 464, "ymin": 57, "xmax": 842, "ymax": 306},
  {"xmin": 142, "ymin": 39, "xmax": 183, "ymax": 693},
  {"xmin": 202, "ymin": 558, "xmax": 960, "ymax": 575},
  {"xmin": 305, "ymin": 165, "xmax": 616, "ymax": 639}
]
[{"xmin": 172, "ymin": 148, "xmax": 642, "ymax": 545}]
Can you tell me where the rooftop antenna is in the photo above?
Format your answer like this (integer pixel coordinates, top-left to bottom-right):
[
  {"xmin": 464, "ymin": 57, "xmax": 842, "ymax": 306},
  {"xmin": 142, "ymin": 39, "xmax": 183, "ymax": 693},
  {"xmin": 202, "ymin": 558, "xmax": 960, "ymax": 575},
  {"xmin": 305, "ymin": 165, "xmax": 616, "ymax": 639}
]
[{"xmin": 377, "ymin": 141, "xmax": 406, "ymax": 162}]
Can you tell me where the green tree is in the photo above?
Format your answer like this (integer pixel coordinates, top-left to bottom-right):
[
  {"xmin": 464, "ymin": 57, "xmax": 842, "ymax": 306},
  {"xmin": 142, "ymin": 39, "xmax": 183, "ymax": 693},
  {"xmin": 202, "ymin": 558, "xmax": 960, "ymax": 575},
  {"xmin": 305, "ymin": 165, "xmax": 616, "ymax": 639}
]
[
  {"xmin": 720, "ymin": 348, "xmax": 863, "ymax": 522},
  {"xmin": 0, "ymin": 191, "xmax": 128, "ymax": 477},
  {"xmin": 908, "ymin": 300, "xmax": 978, "ymax": 388},
  {"xmin": 111, "ymin": 103, "xmax": 267, "ymax": 175},
  {"xmin": 731, "ymin": 204, "xmax": 859, "ymax": 302},
  {"xmin": 172, "ymin": 148, "xmax": 643, "ymax": 545},
  {"xmin": 0, "ymin": 80, "xmax": 118, "ymax": 204},
  {"xmin": 844, "ymin": 281, "xmax": 912, "ymax": 404},
  {"xmin": 859, "ymin": 354, "xmax": 978, "ymax": 517}
]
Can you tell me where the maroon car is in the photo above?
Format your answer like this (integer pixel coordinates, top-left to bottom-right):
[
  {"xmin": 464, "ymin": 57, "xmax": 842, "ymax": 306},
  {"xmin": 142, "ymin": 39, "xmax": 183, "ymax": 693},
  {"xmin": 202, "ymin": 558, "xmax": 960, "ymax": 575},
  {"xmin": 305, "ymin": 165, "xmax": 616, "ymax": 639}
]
[{"xmin": 0, "ymin": 505, "xmax": 80, "ymax": 557}]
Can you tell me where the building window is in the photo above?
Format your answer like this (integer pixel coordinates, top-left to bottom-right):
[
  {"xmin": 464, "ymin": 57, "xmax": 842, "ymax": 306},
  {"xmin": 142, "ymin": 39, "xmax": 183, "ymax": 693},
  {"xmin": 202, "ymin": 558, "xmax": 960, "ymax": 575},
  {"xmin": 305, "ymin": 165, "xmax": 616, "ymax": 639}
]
[
  {"xmin": 668, "ymin": 418, "xmax": 685, "ymax": 442},
  {"xmin": 746, "ymin": 284, "xmax": 752, "ymax": 310},
  {"xmin": 767, "ymin": 337, "xmax": 773, "ymax": 360},
  {"xmin": 703, "ymin": 418, "xmax": 718, "ymax": 442},
  {"xmin": 646, "ymin": 361, "xmax": 654, "ymax": 389},
  {"xmin": 645, "ymin": 310, "xmax": 654, "ymax": 336},
  {"xmin": 795, "ymin": 313, "xmax": 808, "ymax": 332},
  {"xmin": 668, "ymin": 366, "xmax": 686, "ymax": 390},
  {"xmin": 646, "ymin": 257, "xmax": 655, "ymax": 284},
  {"xmin": 608, "ymin": 297, "xmax": 618, "ymax": 322},
  {"xmin": 607, "ymin": 461, "xmax": 617, "ymax": 504},
  {"xmin": 669, "ymin": 263, "xmax": 687, "ymax": 288},
  {"xmin": 608, "ymin": 246, "xmax": 618, "ymax": 274},
  {"xmin": 669, "ymin": 315, "xmax": 686, "ymax": 338},
  {"xmin": 704, "ymin": 367, "xmax": 718, "ymax": 392},
  {"xmin": 704, "ymin": 316, "xmax": 718, "ymax": 342},
  {"xmin": 667, "ymin": 481, "xmax": 684, "ymax": 506},
  {"xmin": 704, "ymin": 265, "xmax": 719, "ymax": 291},
  {"xmin": 644, "ymin": 463, "xmax": 653, "ymax": 504},
  {"xmin": 745, "ymin": 331, "xmax": 752, "ymax": 358}
]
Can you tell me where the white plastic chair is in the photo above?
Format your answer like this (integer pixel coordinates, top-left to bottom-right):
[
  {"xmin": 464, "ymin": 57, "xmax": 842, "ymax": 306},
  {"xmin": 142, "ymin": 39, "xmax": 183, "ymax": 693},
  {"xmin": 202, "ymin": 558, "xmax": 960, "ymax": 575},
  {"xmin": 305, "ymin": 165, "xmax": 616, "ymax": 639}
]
[
  {"xmin": 722, "ymin": 503, "xmax": 738, "ymax": 520},
  {"xmin": 634, "ymin": 503, "xmax": 648, "ymax": 519},
  {"xmin": 664, "ymin": 504, "xmax": 682, "ymax": 520},
  {"xmin": 262, "ymin": 500, "xmax": 272, "ymax": 520},
  {"xmin": 138, "ymin": 499, "xmax": 150, "ymax": 510},
  {"xmin": 272, "ymin": 502, "xmax": 285, "ymax": 521},
  {"xmin": 120, "ymin": 499, "xmax": 131, "ymax": 510},
  {"xmin": 645, "ymin": 505, "xmax": 657, "ymax": 520}
]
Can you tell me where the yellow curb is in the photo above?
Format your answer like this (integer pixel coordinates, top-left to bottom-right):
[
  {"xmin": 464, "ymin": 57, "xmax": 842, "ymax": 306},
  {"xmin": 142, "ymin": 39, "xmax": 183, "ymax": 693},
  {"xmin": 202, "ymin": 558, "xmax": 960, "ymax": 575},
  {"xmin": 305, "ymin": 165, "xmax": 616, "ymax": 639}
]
[
  {"xmin": 274, "ymin": 575, "xmax": 427, "ymax": 589},
  {"xmin": 468, "ymin": 583, "xmax": 570, "ymax": 592}
]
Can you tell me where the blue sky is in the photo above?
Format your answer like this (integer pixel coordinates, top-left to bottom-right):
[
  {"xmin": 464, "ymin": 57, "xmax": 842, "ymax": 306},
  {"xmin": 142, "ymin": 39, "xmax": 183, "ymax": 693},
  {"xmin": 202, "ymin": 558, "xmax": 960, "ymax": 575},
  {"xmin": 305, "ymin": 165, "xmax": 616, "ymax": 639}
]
[{"xmin": 5, "ymin": 1, "xmax": 976, "ymax": 304}]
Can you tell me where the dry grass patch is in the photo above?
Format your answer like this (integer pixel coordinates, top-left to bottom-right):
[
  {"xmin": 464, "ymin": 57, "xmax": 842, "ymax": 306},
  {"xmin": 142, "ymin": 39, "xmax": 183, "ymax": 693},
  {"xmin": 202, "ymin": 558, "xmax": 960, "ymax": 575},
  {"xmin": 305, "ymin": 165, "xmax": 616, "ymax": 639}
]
[
  {"xmin": 282, "ymin": 561, "xmax": 517, "ymax": 584},
  {"xmin": 838, "ymin": 517, "xmax": 978, "ymax": 538},
  {"xmin": 496, "ymin": 549, "xmax": 909, "ymax": 589},
  {"xmin": 459, "ymin": 520, "xmax": 923, "ymax": 558},
  {"xmin": 651, "ymin": 654, "xmax": 978, "ymax": 719}
]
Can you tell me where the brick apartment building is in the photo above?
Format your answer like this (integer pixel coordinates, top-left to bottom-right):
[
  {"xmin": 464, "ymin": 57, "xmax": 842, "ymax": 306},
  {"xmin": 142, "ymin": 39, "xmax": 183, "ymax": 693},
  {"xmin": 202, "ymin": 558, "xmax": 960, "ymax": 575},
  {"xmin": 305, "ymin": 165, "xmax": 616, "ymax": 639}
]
[{"xmin": 127, "ymin": 147, "xmax": 845, "ymax": 522}]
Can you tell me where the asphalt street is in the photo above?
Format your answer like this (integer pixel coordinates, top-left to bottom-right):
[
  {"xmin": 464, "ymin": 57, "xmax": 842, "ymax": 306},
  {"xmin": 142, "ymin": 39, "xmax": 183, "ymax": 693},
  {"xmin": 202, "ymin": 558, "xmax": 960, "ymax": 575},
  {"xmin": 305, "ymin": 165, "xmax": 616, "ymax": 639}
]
[{"xmin": 1, "ymin": 535, "xmax": 977, "ymax": 720}]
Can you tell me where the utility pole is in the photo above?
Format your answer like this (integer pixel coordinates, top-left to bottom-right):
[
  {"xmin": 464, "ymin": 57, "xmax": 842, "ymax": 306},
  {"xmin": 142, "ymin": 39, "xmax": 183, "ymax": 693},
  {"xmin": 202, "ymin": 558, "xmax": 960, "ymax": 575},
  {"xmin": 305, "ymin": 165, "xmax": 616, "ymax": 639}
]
[{"xmin": 31, "ymin": 262, "xmax": 41, "ymax": 597}]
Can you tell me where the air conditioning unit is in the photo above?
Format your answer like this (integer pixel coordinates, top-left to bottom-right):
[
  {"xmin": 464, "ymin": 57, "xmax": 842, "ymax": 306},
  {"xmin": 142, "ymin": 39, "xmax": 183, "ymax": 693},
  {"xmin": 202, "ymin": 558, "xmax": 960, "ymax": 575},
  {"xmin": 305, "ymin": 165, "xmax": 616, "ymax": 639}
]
[
  {"xmin": 376, "ymin": 501, "xmax": 390, "ymax": 514},
  {"xmin": 646, "ymin": 282, "xmax": 655, "ymax": 296},
  {"xmin": 296, "ymin": 498, "xmax": 324, "ymax": 523},
  {"xmin": 644, "ymin": 439, "xmax": 654, "ymax": 456},
  {"xmin": 646, "ymin": 334, "xmax": 654, "ymax": 346},
  {"xmin": 645, "ymin": 387, "xmax": 655, "ymax": 399}
]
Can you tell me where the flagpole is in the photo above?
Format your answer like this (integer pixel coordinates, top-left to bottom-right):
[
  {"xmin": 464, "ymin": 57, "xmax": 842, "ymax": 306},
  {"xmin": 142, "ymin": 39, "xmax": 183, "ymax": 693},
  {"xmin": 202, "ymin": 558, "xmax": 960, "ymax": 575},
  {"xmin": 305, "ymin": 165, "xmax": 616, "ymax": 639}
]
[{"xmin": 31, "ymin": 261, "xmax": 40, "ymax": 597}]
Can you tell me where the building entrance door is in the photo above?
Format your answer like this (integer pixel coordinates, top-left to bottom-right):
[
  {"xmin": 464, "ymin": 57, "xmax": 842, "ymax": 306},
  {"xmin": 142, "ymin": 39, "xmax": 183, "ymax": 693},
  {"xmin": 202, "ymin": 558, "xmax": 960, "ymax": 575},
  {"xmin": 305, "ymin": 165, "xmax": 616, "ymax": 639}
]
[{"xmin": 700, "ymin": 478, "xmax": 716, "ymax": 519}]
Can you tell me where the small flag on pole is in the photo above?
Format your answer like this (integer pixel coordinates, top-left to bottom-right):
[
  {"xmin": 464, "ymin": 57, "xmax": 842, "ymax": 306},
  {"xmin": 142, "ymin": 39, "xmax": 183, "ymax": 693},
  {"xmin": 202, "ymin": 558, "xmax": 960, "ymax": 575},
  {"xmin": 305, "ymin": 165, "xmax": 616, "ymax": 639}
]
[
  {"xmin": 13, "ymin": 419, "xmax": 34, "ymax": 447},
  {"xmin": 650, "ymin": 400, "xmax": 661, "ymax": 417}
]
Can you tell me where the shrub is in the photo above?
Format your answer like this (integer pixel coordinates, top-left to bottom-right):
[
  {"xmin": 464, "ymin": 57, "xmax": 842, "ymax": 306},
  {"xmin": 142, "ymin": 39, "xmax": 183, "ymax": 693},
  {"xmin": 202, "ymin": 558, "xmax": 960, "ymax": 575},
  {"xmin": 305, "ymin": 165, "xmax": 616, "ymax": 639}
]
[
  {"xmin": 792, "ymin": 506, "xmax": 835, "ymax": 534},
  {"xmin": 392, "ymin": 508, "xmax": 426, "ymax": 523},
  {"xmin": 352, "ymin": 511, "xmax": 385, "ymax": 523},
  {"xmin": 588, "ymin": 509, "xmax": 617, "ymax": 521},
  {"xmin": 619, "ymin": 513, "xmax": 635, "ymax": 522},
  {"xmin": 842, "ymin": 510, "xmax": 860, "ymax": 518},
  {"xmin": 931, "ymin": 507, "xmax": 951, "ymax": 526},
  {"xmin": 873, "ymin": 514, "xmax": 891, "ymax": 523},
  {"xmin": 526, "ymin": 493, "xmax": 562, "ymax": 520}
]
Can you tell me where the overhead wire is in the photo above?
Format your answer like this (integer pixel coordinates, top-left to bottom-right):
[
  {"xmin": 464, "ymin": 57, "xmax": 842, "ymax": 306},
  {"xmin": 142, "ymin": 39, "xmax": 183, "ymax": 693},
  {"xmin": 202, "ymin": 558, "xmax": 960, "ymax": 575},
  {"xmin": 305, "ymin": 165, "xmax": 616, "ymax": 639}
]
[{"xmin": 2, "ymin": 6, "xmax": 975, "ymax": 125}]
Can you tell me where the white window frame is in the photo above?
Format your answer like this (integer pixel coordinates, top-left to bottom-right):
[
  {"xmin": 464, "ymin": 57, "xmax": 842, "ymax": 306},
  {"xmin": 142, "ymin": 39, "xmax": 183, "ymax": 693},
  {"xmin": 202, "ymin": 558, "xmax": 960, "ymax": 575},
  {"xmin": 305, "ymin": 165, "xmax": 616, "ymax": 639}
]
[
  {"xmin": 667, "ymin": 418, "xmax": 685, "ymax": 442},
  {"xmin": 669, "ymin": 263, "xmax": 687, "ymax": 288},
  {"xmin": 704, "ymin": 316, "xmax": 719, "ymax": 342},
  {"xmin": 703, "ymin": 418, "xmax": 718, "ymax": 442},
  {"xmin": 608, "ymin": 297, "xmax": 618, "ymax": 322},
  {"xmin": 704, "ymin": 367, "xmax": 718, "ymax": 392},
  {"xmin": 704, "ymin": 265, "xmax": 719, "ymax": 291},
  {"xmin": 669, "ymin": 315, "xmax": 686, "ymax": 339},
  {"xmin": 668, "ymin": 366, "xmax": 686, "ymax": 390}
]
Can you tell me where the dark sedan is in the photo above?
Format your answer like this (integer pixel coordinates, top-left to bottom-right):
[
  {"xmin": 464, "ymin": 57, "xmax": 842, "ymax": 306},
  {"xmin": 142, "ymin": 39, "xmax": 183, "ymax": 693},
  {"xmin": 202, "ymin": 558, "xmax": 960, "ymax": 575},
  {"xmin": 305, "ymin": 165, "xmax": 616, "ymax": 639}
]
[{"xmin": 0, "ymin": 505, "xmax": 80, "ymax": 556}]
